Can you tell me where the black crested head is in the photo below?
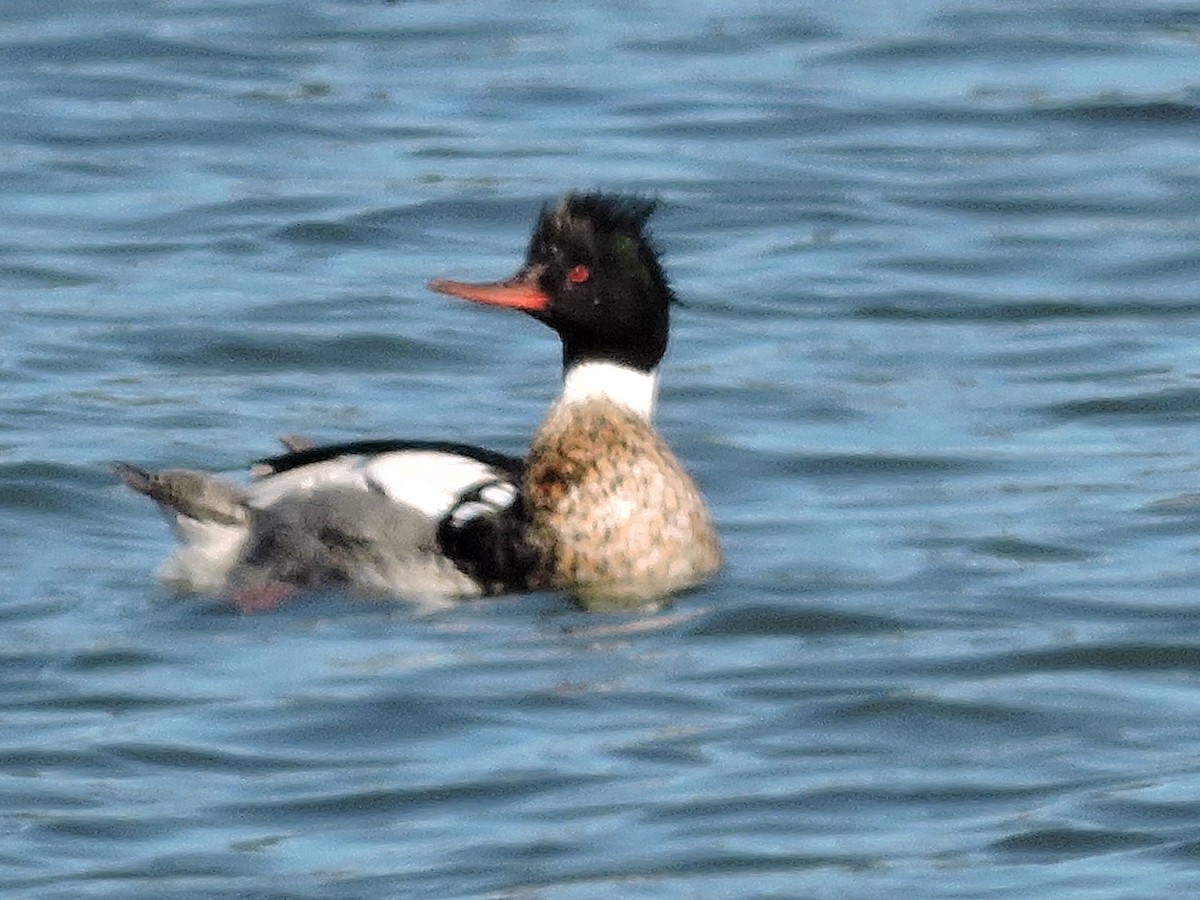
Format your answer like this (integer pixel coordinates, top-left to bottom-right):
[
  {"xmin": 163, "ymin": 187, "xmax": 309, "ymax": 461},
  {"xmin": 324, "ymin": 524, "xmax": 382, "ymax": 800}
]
[{"xmin": 524, "ymin": 192, "xmax": 675, "ymax": 373}]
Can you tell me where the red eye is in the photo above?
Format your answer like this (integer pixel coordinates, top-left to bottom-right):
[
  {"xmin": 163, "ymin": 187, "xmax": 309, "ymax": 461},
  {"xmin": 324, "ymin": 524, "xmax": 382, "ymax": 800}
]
[{"xmin": 568, "ymin": 265, "xmax": 590, "ymax": 284}]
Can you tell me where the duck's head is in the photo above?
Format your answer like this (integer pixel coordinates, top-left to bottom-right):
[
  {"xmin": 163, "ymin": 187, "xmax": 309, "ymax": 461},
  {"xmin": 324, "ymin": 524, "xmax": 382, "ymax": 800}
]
[{"xmin": 429, "ymin": 193, "xmax": 674, "ymax": 375}]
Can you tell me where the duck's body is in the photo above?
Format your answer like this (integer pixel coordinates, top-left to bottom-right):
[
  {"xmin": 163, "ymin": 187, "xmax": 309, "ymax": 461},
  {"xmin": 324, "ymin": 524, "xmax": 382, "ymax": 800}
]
[
  {"xmin": 119, "ymin": 193, "xmax": 720, "ymax": 609},
  {"xmin": 117, "ymin": 439, "xmax": 528, "ymax": 608},
  {"xmin": 521, "ymin": 363, "xmax": 720, "ymax": 603}
]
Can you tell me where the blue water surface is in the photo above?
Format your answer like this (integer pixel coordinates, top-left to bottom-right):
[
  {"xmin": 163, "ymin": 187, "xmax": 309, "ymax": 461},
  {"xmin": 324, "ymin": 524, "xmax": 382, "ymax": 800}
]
[{"xmin": 4, "ymin": 1, "xmax": 1200, "ymax": 897}]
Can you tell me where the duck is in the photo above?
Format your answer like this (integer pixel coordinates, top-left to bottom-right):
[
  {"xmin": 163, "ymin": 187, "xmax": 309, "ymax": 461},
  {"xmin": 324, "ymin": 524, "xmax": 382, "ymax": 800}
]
[{"xmin": 116, "ymin": 192, "xmax": 721, "ymax": 610}]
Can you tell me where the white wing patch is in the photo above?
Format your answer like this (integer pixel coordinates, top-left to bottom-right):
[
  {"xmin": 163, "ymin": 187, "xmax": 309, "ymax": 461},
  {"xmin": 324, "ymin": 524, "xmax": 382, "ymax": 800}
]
[
  {"xmin": 365, "ymin": 452, "xmax": 504, "ymax": 518},
  {"xmin": 478, "ymin": 481, "xmax": 517, "ymax": 508},
  {"xmin": 244, "ymin": 450, "xmax": 510, "ymax": 521}
]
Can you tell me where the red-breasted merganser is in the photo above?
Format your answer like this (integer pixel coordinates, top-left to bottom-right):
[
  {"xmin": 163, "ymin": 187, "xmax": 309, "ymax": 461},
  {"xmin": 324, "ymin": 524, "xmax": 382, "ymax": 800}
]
[{"xmin": 116, "ymin": 193, "xmax": 721, "ymax": 610}]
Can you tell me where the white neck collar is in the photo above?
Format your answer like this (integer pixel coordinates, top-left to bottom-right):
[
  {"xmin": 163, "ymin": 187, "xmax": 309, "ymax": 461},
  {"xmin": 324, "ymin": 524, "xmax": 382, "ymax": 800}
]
[{"xmin": 558, "ymin": 359, "xmax": 659, "ymax": 421}]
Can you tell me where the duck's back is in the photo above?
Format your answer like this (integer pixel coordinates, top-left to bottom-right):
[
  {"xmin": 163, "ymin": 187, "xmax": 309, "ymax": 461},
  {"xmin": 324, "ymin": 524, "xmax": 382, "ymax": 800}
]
[{"xmin": 526, "ymin": 398, "xmax": 722, "ymax": 603}]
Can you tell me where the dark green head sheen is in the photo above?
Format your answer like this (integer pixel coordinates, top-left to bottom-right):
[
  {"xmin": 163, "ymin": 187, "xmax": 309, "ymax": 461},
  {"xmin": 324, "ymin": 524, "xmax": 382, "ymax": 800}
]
[{"xmin": 524, "ymin": 193, "xmax": 675, "ymax": 373}]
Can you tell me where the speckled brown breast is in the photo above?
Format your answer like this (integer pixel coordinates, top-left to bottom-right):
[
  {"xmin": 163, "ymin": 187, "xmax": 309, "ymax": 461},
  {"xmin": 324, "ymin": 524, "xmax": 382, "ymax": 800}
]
[{"xmin": 524, "ymin": 398, "xmax": 722, "ymax": 604}]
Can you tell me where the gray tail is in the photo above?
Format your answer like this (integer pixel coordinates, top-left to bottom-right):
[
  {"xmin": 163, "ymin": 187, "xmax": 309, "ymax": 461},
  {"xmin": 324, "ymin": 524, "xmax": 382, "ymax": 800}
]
[{"xmin": 113, "ymin": 462, "xmax": 250, "ymax": 527}]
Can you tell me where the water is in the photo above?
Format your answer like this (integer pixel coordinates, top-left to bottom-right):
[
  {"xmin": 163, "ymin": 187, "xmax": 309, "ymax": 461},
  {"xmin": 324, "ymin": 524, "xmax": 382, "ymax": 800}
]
[{"xmin": 3, "ymin": 0, "xmax": 1200, "ymax": 896}]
